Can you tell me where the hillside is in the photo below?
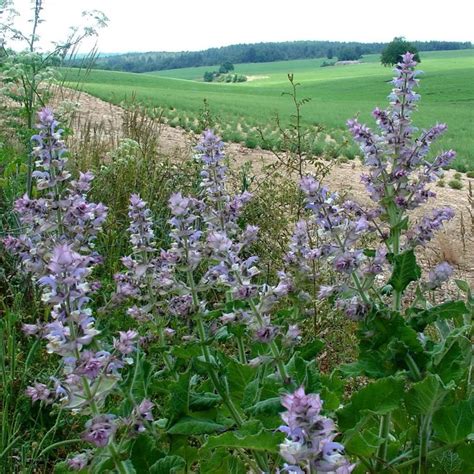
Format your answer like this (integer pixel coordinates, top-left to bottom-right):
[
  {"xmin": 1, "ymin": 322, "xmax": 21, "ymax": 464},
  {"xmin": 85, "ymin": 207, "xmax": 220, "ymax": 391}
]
[
  {"xmin": 65, "ymin": 50, "xmax": 474, "ymax": 171},
  {"xmin": 75, "ymin": 39, "xmax": 472, "ymax": 73}
]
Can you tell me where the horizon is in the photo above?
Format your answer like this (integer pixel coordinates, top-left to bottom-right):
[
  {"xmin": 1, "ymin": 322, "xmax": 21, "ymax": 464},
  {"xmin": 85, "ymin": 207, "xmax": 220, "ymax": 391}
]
[
  {"xmin": 3, "ymin": 0, "xmax": 474, "ymax": 54},
  {"xmin": 90, "ymin": 38, "xmax": 474, "ymax": 57}
]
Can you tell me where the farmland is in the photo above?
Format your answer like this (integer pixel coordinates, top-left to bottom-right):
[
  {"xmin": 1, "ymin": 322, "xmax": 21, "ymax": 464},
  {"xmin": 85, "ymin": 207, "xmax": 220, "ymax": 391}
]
[{"xmin": 68, "ymin": 49, "xmax": 474, "ymax": 170}]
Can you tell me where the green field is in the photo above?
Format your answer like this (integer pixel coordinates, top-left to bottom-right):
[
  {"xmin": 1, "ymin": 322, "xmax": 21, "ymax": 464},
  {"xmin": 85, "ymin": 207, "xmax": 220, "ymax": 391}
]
[{"xmin": 68, "ymin": 50, "xmax": 474, "ymax": 170}]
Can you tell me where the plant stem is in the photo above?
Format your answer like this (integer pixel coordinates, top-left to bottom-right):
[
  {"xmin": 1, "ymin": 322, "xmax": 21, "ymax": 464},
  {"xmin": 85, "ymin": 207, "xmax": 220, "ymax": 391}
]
[
  {"xmin": 405, "ymin": 353, "xmax": 422, "ymax": 381},
  {"xmin": 236, "ymin": 336, "xmax": 247, "ymax": 364},
  {"xmin": 375, "ymin": 413, "xmax": 391, "ymax": 471},
  {"xmin": 248, "ymin": 298, "xmax": 290, "ymax": 384},
  {"xmin": 393, "ymin": 442, "xmax": 462, "ymax": 470},
  {"xmin": 418, "ymin": 415, "xmax": 432, "ymax": 474}
]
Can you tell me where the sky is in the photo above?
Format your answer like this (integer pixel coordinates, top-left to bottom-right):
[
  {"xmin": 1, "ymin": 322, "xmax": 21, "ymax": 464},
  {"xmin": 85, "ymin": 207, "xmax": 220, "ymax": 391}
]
[{"xmin": 3, "ymin": 0, "xmax": 474, "ymax": 53}]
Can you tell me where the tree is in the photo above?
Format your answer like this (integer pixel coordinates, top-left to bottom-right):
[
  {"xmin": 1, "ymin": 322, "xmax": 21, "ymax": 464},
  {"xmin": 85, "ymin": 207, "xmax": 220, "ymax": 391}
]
[
  {"xmin": 219, "ymin": 61, "xmax": 234, "ymax": 73},
  {"xmin": 381, "ymin": 37, "xmax": 420, "ymax": 66},
  {"xmin": 203, "ymin": 71, "xmax": 214, "ymax": 82},
  {"xmin": 338, "ymin": 46, "xmax": 361, "ymax": 61}
]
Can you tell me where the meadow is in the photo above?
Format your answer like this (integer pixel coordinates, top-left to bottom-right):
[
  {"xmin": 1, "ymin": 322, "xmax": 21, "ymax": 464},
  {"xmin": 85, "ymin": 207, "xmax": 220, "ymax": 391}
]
[{"xmin": 68, "ymin": 49, "xmax": 474, "ymax": 170}]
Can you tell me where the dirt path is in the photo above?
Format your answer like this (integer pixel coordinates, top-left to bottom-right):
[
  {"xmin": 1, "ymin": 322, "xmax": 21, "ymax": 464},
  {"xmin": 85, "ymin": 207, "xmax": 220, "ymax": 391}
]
[{"xmin": 54, "ymin": 89, "xmax": 474, "ymax": 287}]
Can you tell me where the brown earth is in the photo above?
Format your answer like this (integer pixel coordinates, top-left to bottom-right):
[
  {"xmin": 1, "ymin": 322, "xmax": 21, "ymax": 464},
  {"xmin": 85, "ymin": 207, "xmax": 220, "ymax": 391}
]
[{"xmin": 53, "ymin": 88, "xmax": 474, "ymax": 289}]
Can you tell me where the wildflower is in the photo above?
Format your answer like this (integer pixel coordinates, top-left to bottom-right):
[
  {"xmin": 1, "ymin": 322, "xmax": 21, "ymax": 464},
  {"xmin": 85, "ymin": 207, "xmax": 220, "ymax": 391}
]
[
  {"xmin": 26, "ymin": 383, "xmax": 52, "ymax": 403},
  {"xmin": 82, "ymin": 415, "xmax": 117, "ymax": 447},
  {"xmin": 427, "ymin": 262, "xmax": 453, "ymax": 289},
  {"xmin": 279, "ymin": 387, "xmax": 352, "ymax": 472},
  {"xmin": 113, "ymin": 330, "xmax": 139, "ymax": 355},
  {"xmin": 67, "ymin": 452, "xmax": 91, "ymax": 470},
  {"xmin": 283, "ymin": 325, "xmax": 302, "ymax": 347}
]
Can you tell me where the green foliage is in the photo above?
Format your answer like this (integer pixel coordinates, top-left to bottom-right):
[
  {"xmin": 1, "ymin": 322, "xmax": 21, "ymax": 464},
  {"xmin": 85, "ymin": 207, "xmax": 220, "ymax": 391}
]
[
  {"xmin": 388, "ymin": 249, "xmax": 422, "ymax": 293},
  {"xmin": 448, "ymin": 179, "xmax": 463, "ymax": 189},
  {"xmin": 338, "ymin": 46, "xmax": 362, "ymax": 61},
  {"xmin": 219, "ymin": 62, "xmax": 235, "ymax": 73},
  {"xmin": 381, "ymin": 37, "xmax": 421, "ymax": 66},
  {"xmin": 82, "ymin": 39, "xmax": 471, "ymax": 73}
]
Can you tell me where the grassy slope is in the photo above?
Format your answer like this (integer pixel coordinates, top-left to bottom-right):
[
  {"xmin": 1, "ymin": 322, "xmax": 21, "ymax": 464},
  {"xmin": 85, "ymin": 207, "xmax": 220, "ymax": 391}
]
[{"xmin": 67, "ymin": 50, "xmax": 474, "ymax": 169}]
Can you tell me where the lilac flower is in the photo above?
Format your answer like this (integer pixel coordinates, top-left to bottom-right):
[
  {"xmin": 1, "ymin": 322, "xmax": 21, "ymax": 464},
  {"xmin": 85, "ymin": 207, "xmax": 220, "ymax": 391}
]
[
  {"xmin": 335, "ymin": 297, "xmax": 368, "ymax": 321},
  {"xmin": 255, "ymin": 324, "xmax": 278, "ymax": 343},
  {"xmin": 314, "ymin": 441, "xmax": 356, "ymax": 473},
  {"xmin": 22, "ymin": 323, "xmax": 42, "ymax": 336},
  {"xmin": 129, "ymin": 399, "xmax": 155, "ymax": 433},
  {"xmin": 334, "ymin": 251, "xmax": 363, "ymax": 274},
  {"xmin": 26, "ymin": 383, "xmax": 52, "ymax": 403},
  {"xmin": 67, "ymin": 452, "xmax": 91, "ymax": 471},
  {"xmin": 113, "ymin": 330, "xmax": 138, "ymax": 355},
  {"xmin": 168, "ymin": 294, "xmax": 194, "ymax": 317},
  {"xmin": 283, "ymin": 325, "xmax": 302, "ymax": 347},
  {"xmin": 406, "ymin": 207, "xmax": 455, "ymax": 247},
  {"xmin": 82, "ymin": 415, "xmax": 117, "ymax": 447},
  {"xmin": 427, "ymin": 262, "xmax": 453, "ymax": 289},
  {"xmin": 318, "ymin": 285, "xmax": 337, "ymax": 299},
  {"xmin": 278, "ymin": 387, "xmax": 352, "ymax": 471}
]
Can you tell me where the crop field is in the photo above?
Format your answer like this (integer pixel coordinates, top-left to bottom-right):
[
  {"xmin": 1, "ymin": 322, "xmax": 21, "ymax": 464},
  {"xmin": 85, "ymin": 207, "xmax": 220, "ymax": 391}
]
[{"xmin": 68, "ymin": 49, "xmax": 474, "ymax": 170}]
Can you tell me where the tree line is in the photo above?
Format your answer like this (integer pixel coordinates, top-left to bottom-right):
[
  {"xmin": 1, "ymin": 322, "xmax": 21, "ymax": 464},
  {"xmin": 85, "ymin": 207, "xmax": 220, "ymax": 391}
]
[{"xmin": 69, "ymin": 40, "xmax": 472, "ymax": 73}]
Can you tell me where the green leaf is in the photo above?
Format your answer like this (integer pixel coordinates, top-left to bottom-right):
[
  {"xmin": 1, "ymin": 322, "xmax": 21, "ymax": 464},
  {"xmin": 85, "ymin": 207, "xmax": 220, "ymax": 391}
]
[
  {"xmin": 297, "ymin": 339, "xmax": 324, "ymax": 361},
  {"xmin": 204, "ymin": 428, "xmax": 285, "ymax": 453},
  {"xmin": 166, "ymin": 371, "xmax": 190, "ymax": 424},
  {"xmin": 432, "ymin": 398, "xmax": 474, "ymax": 443},
  {"xmin": 454, "ymin": 279, "xmax": 471, "ymax": 294},
  {"xmin": 131, "ymin": 435, "xmax": 164, "ymax": 472},
  {"xmin": 337, "ymin": 377, "xmax": 405, "ymax": 430},
  {"xmin": 150, "ymin": 455, "xmax": 186, "ymax": 474},
  {"xmin": 171, "ymin": 343, "xmax": 202, "ymax": 360},
  {"xmin": 167, "ymin": 416, "xmax": 227, "ymax": 435},
  {"xmin": 344, "ymin": 420, "xmax": 382, "ymax": 457},
  {"xmin": 200, "ymin": 449, "xmax": 247, "ymax": 474},
  {"xmin": 408, "ymin": 301, "xmax": 468, "ymax": 331},
  {"xmin": 247, "ymin": 397, "xmax": 283, "ymax": 416},
  {"xmin": 430, "ymin": 332, "xmax": 471, "ymax": 384},
  {"xmin": 223, "ymin": 357, "xmax": 257, "ymax": 404},
  {"xmin": 404, "ymin": 373, "xmax": 453, "ymax": 416},
  {"xmin": 121, "ymin": 460, "xmax": 137, "ymax": 474},
  {"xmin": 388, "ymin": 249, "xmax": 421, "ymax": 294},
  {"xmin": 189, "ymin": 392, "xmax": 221, "ymax": 411}
]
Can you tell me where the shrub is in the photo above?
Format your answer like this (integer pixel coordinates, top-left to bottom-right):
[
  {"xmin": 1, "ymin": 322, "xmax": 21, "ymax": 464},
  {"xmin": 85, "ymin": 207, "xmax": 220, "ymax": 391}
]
[
  {"xmin": 381, "ymin": 36, "xmax": 420, "ymax": 66},
  {"xmin": 448, "ymin": 178, "xmax": 463, "ymax": 189}
]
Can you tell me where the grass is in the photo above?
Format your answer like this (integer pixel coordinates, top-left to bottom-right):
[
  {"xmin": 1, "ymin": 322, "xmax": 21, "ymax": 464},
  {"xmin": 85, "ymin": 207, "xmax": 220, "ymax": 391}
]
[{"xmin": 64, "ymin": 49, "xmax": 474, "ymax": 170}]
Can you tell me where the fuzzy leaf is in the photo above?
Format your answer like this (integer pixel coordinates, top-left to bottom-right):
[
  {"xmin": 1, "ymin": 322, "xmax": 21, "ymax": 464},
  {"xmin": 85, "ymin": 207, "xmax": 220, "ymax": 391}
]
[
  {"xmin": 189, "ymin": 392, "xmax": 221, "ymax": 411},
  {"xmin": 167, "ymin": 416, "xmax": 227, "ymax": 435},
  {"xmin": 203, "ymin": 428, "xmax": 285, "ymax": 453},
  {"xmin": 337, "ymin": 377, "xmax": 404, "ymax": 430},
  {"xmin": 408, "ymin": 301, "xmax": 468, "ymax": 331},
  {"xmin": 150, "ymin": 455, "xmax": 185, "ymax": 474},
  {"xmin": 388, "ymin": 249, "xmax": 421, "ymax": 294},
  {"xmin": 404, "ymin": 374, "xmax": 453, "ymax": 416},
  {"xmin": 432, "ymin": 398, "xmax": 474, "ymax": 443},
  {"xmin": 200, "ymin": 449, "xmax": 247, "ymax": 474}
]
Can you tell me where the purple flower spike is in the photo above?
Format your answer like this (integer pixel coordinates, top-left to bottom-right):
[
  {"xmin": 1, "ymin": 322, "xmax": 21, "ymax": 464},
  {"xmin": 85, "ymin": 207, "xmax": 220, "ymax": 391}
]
[{"xmin": 279, "ymin": 387, "xmax": 352, "ymax": 472}]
